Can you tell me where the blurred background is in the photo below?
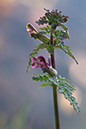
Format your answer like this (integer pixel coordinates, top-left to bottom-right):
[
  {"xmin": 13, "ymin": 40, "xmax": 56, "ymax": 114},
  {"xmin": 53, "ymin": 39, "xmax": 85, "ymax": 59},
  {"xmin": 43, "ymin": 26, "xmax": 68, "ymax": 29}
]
[{"xmin": 0, "ymin": 0, "xmax": 86, "ymax": 129}]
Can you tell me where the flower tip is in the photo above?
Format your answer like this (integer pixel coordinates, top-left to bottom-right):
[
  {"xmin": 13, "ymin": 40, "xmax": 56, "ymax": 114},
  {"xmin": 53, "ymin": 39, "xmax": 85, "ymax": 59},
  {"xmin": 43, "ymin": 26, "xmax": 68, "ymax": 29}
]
[
  {"xmin": 26, "ymin": 23, "xmax": 31, "ymax": 28},
  {"xmin": 26, "ymin": 23, "xmax": 30, "ymax": 30},
  {"xmin": 26, "ymin": 23, "xmax": 38, "ymax": 33}
]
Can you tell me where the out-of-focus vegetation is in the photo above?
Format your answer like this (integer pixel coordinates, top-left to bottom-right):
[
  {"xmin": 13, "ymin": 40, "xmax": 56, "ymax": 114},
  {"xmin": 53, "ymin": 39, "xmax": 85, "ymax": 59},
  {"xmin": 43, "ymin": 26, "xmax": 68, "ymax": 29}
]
[{"xmin": 5, "ymin": 102, "xmax": 30, "ymax": 129}]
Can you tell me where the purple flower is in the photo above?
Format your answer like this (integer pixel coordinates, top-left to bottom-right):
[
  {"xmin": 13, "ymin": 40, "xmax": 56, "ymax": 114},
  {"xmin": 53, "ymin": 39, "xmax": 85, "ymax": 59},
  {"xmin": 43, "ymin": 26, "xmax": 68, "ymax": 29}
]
[
  {"xmin": 31, "ymin": 56, "xmax": 49, "ymax": 69},
  {"xmin": 31, "ymin": 55, "xmax": 57, "ymax": 76}
]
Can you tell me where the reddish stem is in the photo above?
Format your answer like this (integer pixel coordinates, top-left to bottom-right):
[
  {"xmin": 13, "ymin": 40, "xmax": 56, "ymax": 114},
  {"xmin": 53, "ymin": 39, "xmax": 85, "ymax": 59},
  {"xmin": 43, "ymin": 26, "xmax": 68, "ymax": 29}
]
[{"xmin": 50, "ymin": 32, "xmax": 60, "ymax": 129}]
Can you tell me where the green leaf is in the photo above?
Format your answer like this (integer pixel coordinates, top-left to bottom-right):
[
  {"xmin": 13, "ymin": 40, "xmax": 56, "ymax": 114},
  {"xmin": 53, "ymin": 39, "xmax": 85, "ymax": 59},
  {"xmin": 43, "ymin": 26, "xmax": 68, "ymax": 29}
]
[
  {"xmin": 39, "ymin": 25, "xmax": 51, "ymax": 34},
  {"xmin": 57, "ymin": 76, "xmax": 75, "ymax": 91},
  {"xmin": 32, "ymin": 74, "xmax": 50, "ymax": 82},
  {"xmin": 60, "ymin": 24, "xmax": 68, "ymax": 31},
  {"xmin": 32, "ymin": 73, "xmax": 80, "ymax": 113},
  {"xmin": 26, "ymin": 58, "xmax": 31, "ymax": 72},
  {"xmin": 39, "ymin": 31, "xmax": 47, "ymax": 35},
  {"xmin": 55, "ymin": 44, "xmax": 78, "ymax": 64},
  {"xmin": 46, "ymin": 44, "xmax": 54, "ymax": 54},
  {"xmin": 54, "ymin": 29, "xmax": 69, "ymax": 40},
  {"xmin": 39, "ymin": 82, "xmax": 50, "ymax": 87},
  {"xmin": 36, "ymin": 16, "xmax": 48, "ymax": 25},
  {"xmin": 30, "ymin": 44, "xmax": 45, "ymax": 57},
  {"xmin": 48, "ymin": 76, "xmax": 80, "ymax": 113}
]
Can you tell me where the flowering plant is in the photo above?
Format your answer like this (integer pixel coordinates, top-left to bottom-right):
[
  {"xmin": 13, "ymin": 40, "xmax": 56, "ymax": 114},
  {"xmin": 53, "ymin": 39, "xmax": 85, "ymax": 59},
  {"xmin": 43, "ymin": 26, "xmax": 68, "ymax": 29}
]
[{"xmin": 26, "ymin": 8, "xmax": 80, "ymax": 129}]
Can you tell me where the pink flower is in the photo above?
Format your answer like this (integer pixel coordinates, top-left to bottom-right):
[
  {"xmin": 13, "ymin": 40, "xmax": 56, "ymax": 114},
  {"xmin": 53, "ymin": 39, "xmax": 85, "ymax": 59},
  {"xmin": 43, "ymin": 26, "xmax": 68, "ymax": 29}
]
[
  {"xmin": 31, "ymin": 56, "xmax": 57, "ymax": 76},
  {"xmin": 31, "ymin": 56, "xmax": 48, "ymax": 69}
]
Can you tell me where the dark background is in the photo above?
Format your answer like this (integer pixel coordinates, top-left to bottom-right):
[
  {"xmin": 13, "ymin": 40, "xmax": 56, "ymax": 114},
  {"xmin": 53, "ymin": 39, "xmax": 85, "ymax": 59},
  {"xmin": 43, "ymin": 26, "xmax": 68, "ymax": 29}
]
[{"xmin": 0, "ymin": 0, "xmax": 86, "ymax": 129}]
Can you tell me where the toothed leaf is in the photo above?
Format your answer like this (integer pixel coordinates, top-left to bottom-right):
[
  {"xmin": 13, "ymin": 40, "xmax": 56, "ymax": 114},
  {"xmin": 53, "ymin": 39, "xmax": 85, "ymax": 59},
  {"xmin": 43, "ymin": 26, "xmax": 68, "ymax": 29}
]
[{"xmin": 32, "ymin": 74, "xmax": 80, "ymax": 113}]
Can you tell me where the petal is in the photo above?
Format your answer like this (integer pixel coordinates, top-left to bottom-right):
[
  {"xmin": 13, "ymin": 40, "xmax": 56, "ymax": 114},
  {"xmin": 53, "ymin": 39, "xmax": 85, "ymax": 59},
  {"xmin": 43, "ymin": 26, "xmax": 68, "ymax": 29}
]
[
  {"xmin": 37, "ymin": 56, "xmax": 48, "ymax": 68},
  {"xmin": 39, "ymin": 62, "xmax": 47, "ymax": 69},
  {"xmin": 31, "ymin": 63, "xmax": 39, "ymax": 69},
  {"xmin": 31, "ymin": 57, "xmax": 37, "ymax": 63},
  {"xmin": 28, "ymin": 28, "xmax": 33, "ymax": 34}
]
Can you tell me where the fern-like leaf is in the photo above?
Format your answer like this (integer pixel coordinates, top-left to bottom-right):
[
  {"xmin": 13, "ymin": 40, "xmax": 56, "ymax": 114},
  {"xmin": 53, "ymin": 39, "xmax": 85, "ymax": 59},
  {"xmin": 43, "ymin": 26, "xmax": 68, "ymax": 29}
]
[
  {"xmin": 32, "ymin": 74, "xmax": 50, "ymax": 82},
  {"xmin": 55, "ymin": 43, "xmax": 78, "ymax": 64},
  {"xmin": 49, "ymin": 76, "xmax": 80, "ymax": 113},
  {"xmin": 32, "ymin": 74, "xmax": 80, "ymax": 113}
]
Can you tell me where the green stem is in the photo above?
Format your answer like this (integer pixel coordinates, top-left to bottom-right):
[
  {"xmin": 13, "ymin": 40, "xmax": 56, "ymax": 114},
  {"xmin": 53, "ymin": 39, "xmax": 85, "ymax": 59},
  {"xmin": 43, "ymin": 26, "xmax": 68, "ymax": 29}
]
[{"xmin": 50, "ymin": 32, "xmax": 60, "ymax": 129}]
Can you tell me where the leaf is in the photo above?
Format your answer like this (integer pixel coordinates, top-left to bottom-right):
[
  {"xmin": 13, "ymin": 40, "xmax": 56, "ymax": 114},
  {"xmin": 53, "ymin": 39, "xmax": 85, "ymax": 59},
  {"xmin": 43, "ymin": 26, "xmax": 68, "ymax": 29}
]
[
  {"xmin": 60, "ymin": 24, "xmax": 68, "ymax": 31},
  {"xmin": 48, "ymin": 76, "xmax": 80, "ymax": 113},
  {"xmin": 39, "ymin": 82, "xmax": 50, "ymax": 87},
  {"xmin": 57, "ymin": 76, "xmax": 75, "ymax": 91},
  {"xmin": 26, "ymin": 58, "xmax": 31, "ymax": 72},
  {"xmin": 55, "ymin": 44, "xmax": 78, "ymax": 64},
  {"xmin": 32, "ymin": 74, "xmax": 50, "ymax": 82},
  {"xmin": 54, "ymin": 29, "xmax": 69, "ymax": 40},
  {"xmin": 39, "ymin": 25, "xmax": 51, "ymax": 34},
  {"xmin": 36, "ymin": 16, "xmax": 48, "ymax": 25},
  {"xmin": 30, "ymin": 44, "xmax": 45, "ymax": 57},
  {"xmin": 32, "ymin": 73, "xmax": 80, "ymax": 113}
]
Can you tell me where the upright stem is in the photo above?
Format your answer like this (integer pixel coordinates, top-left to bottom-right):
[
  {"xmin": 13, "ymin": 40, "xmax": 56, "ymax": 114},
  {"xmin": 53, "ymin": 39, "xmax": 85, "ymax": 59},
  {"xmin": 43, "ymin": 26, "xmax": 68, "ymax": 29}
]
[{"xmin": 50, "ymin": 32, "xmax": 60, "ymax": 129}]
